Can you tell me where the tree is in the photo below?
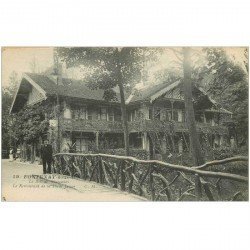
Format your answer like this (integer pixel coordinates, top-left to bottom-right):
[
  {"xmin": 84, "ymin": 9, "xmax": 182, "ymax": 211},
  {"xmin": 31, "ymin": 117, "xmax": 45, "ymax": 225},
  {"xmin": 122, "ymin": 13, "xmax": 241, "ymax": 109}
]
[
  {"xmin": 57, "ymin": 47, "xmax": 160, "ymax": 155},
  {"xmin": 183, "ymin": 48, "xmax": 205, "ymax": 165},
  {"xmin": 197, "ymin": 48, "xmax": 248, "ymax": 147},
  {"xmin": 2, "ymin": 71, "xmax": 19, "ymax": 157},
  {"xmin": 10, "ymin": 103, "xmax": 50, "ymax": 162}
]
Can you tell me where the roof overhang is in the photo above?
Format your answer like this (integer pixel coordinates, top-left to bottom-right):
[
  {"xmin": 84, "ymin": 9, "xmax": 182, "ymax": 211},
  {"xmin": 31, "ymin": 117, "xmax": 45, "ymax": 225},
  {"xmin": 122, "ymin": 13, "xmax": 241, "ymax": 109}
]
[
  {"xmin": 196, "ymin": 86, "xmax": 232, "ymax": 115},
  {"xmin": 9, "ymin": 73, "xmax": 47, "ymax": 114},
  {"xmin": 125, "ymin": 80, "xmax": 181, "ymax": 104},
  {"xmin": 149, "ymin": 80, "xmax": 181, "ymax": 103}
]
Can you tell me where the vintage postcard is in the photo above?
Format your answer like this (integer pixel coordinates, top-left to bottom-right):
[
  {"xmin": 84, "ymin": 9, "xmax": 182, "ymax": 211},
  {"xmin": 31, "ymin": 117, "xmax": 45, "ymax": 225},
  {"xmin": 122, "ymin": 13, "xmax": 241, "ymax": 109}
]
[{"xmin": 1, "ymin": 47, "xmax": 248, "ymax": 201}]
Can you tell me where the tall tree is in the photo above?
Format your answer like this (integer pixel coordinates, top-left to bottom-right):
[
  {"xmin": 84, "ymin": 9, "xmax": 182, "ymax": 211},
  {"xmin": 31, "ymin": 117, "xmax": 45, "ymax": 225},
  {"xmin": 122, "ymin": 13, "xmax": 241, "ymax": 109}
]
[
  {"xmin": 57, "ymin": 47, "xmax": 160, "ymax": 155},
  {"xmin": 183, "ymin": 48, "xmax": 205, "ymax": 165},
  {"xmin": 197, "ymin": 48, "xmax": 248, "ymax": 147}
]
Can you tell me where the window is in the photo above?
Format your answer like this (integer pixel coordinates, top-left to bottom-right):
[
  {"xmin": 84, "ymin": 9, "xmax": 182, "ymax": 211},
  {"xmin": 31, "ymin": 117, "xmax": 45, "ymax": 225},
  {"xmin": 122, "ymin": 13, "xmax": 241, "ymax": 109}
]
[
  {"xmin": 100, "ymin": 107, "xmax": 107, "ymax": 120},
  {"xmin": 214, "ymin": 113, "xmax": 219, "ymax": 125},
  {"xmin": 88, "ymin": 109, "xmax": 92, "ymax": 120},
  {"xmin": 72, "ymin": 109, "xmax": 79, "ymax": 120},
  {"xmin": 177, "ymin": 110, "xmax": 183, "ymax": 122},
  {"xmin": 173, "ymin": 110, "xmax": 178, "ymax": 121},
  {"xmin": 79, "ymin": 107, "xmax": 86, "ymax": 119},
  {"xmin": 160, "ymin": 109, "xmax": 165, "ymax": 121},
  {"xmin": 72, "ymin": 107, "xmax": 87, "ymax": 120},
  {"xmin": 114, "ymin": 109, "xmax": 121, "ymax": 121},
  {"xmin": 108, "ymin": 108, "xmax": 114, "ymax": 121},
  {"xmin": 182, "ymin": 111, "xmax": 186, "ymax": 122},
  {"xmin": 206, "ymin": 113, "xmax": 213, "ymax": 124},
  {"xmin": 154, "ymin": 109, "xmax": 161, "ymax": 120},
  {"xmin": 130, "ymin": 109, "xmax": 137, "ymax": 121},
  {"xmin": 166, "ymin": 110, "xmax": 172, "ymax": 121}
]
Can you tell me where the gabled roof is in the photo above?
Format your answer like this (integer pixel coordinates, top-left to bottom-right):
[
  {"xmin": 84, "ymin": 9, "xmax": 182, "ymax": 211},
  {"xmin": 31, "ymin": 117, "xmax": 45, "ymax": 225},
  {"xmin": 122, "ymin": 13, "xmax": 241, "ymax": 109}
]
[
  {"xmin": 11, "ymin": 73, "xmax": 233, "ymax": 115},
  {"xmin": 10, "ymin": 73, "xmax": 120, "ymax": 113},
  {"xmin": 25, "ymin": 73, "xmax": 118, "ymax": 101},
  {"xmin": 126, "ymin": 79, "xmax": 233, "ymax": 114},
  {"xmin": 126, "ymin": 80, "xmax": 180, "ymax": 104}
]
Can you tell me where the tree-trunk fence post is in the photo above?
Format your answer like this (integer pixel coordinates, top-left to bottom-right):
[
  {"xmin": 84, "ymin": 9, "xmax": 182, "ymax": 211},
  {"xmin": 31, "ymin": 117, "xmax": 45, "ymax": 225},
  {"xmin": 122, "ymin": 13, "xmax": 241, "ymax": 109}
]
[
  {"xmin": 149, "ymin": 165, "xmax": 156, "ymax": 201},
  {"xmin": 195, "ymin": 174, "xmax": 202, "ymax": 200},
  {"xmin": 53, "ymin": 153, "xmax": 248, "ymax": 201},
  {"xmin": 120, "ymin": 160, "xmax": 126, "ymax": 191}
]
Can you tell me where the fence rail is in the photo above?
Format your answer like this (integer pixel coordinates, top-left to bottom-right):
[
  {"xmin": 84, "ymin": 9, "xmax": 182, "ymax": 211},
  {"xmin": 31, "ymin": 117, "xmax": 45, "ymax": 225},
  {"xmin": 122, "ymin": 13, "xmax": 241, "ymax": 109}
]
[{"xmin": 52, "ymin": 153, "xmax": 248, "ymax": 201}]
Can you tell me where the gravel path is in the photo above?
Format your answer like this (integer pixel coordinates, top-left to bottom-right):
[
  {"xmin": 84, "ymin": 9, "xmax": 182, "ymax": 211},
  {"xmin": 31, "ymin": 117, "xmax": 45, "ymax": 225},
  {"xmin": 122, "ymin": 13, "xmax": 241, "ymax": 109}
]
[{"xmin": 1, "ymin": 159, "xmax": 146, "ymax": 202}]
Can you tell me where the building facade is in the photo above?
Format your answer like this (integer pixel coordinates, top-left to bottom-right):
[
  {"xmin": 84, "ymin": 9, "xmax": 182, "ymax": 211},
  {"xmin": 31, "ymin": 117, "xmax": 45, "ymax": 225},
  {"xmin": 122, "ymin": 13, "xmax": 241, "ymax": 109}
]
[{"xmin": 10, "ymin": 73, "xmax": 236, "ymax": 161}]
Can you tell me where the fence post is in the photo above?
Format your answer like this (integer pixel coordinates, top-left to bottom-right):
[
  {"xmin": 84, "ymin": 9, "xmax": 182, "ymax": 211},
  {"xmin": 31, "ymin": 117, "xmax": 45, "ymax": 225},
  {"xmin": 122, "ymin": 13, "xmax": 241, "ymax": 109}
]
[
  {"xmin": 195, "ymin": 174, "xmax": 202, "ymax": 200},
  {"xmin": 129, "ymin": 162, "xmax": 136, "ymax": 193},
  {"xmin": 98, "ymin": 156, "xmax": 104, "ymax": 184},
  {"xmin": 120, "ymin": 161, "xmax": 126, "ymax": 191},
  {"xmin": 149, "ymin": 165, "xmax": 155, "ymax": 201}
]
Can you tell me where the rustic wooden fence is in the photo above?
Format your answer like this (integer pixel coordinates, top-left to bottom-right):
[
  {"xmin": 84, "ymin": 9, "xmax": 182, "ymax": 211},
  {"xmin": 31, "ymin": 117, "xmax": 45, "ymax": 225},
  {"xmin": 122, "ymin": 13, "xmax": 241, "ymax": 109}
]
[{"xmin": 52, "ymin": 153, "xmax": 248, "ymax": 201}]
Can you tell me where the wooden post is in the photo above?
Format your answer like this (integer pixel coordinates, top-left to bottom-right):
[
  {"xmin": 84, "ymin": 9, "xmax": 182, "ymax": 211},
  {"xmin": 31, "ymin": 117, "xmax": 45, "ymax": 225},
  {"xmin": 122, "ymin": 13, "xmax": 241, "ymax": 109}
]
[
  {"xmin": 195, "ymin": 174, "xmax": 202, "ymax": 200},
  {"xmin": 120, "ymin": 161, "xmax": 126, "ymax": 191},
  {"xmin": 149, "ymin": 165, "xmax": 155, "ymax": 201},
  {"xmin": 95, "ymin": 131, "xmax": 99, "ymax": 151},
  {"xmin": 99, "ymin": 156, "xmax": 104, "ymax": 184},
  {"xmin": 171, "ymin": 101, "xmax": 174, "ymax": 120},
  {"xmin": 129, "ymin": 162, "xmax": 136, "ymax": 193}
]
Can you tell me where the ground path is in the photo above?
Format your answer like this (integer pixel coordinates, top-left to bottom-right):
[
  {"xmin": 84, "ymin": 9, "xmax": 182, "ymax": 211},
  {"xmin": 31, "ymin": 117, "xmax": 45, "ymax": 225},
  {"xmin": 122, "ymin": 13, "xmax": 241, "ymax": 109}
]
[{"xmin": 1, "ymin": 159, "xmax": 146, "ymax": 201}]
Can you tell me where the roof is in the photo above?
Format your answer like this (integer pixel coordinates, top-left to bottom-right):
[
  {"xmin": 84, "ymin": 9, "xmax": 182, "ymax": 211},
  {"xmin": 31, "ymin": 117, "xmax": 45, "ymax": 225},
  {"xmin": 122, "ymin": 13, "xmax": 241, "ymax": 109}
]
[
  {"xmin": 126, "ymin": 80, "xmax": 179, "ymax": 104},
  {"xmin": 25, "ymin": 73, "xmax": 119, "ymax": 101},
  {"xmin": 126, "ymin": 78, "xmax": 233, "ymax": 114},
  {"xmin": 11, "ymin": 73, "xmax": 233, "ymax": 115}
]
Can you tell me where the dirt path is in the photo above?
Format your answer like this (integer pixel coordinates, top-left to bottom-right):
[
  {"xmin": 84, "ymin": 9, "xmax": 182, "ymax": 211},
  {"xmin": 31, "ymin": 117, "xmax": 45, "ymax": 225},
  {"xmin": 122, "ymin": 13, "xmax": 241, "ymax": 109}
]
[{"xmin": 1, "ymin": 159, "xmax": 146, "ymax": 201}]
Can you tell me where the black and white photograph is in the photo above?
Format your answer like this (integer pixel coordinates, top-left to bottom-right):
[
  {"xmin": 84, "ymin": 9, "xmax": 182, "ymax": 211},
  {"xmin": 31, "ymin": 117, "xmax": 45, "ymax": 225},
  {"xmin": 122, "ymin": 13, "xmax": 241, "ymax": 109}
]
[
  {"xmin": 1, "ymin": 1, "xmax": 250, "ymax": 250},
  {"xmin": 2, "ymin": 47, "xmax": 248, "ymax": 201}
]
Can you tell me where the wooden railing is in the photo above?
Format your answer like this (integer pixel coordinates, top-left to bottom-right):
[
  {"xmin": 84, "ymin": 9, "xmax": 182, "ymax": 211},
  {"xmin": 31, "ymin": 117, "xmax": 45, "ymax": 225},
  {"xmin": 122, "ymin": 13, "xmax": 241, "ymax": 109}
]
[
  {"xmin": 52, "ymin": 153, "xmax": 248, "ymax": 201},
  {"xmin": 61, "ymin": 118, "xmax": 123, "ymax": 132},
  {"xmin": 61, "ymin": 118, "xmax": 228, "ymax": 134}
]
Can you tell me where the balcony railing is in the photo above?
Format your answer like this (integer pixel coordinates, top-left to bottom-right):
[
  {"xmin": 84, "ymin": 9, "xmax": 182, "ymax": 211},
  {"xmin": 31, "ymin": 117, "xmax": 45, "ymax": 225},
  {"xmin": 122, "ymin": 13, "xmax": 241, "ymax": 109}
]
[
  {"xmin": 129, "ymin": 120, "xmax": 229, "ymax": 135},
  {"xmin": 61, "ymin": 119, "xmax": 123, "ymax": 132},
  {"xmin": 61, "ymin": 118, "xmax": 229, "ymax": 135}
]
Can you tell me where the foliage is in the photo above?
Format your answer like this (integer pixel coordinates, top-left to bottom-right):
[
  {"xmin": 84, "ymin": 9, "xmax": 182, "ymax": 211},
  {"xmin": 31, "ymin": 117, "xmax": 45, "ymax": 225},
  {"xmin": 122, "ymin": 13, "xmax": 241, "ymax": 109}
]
[
  {"xmin": 57, "ymin": 47, "xmax": 161, "ymax": 99},
  {"xmin": 2, "ymin": 71, "xmax": 19, "ymax": 153},
  {"xmin": 10, "ymin": 102, "xmax": 50, "ymax": 144},
  {"xmin": 2, "ymin": 88, "xmax": 14, "ymax": 152},
  {"xmin": 197, "ymin": 48, "xmax": 248, "ymax": 146}
]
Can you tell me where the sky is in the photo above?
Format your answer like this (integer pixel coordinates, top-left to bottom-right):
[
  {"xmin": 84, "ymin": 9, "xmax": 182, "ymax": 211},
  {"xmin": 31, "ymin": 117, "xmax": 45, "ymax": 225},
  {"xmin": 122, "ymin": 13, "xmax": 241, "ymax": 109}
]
[
  {"xmin": 2, "ymin": 47, "xmax": 54, "ymax": 87},
  {"xmin": 1, "ymin": 47, "xmax": 247, "ymax": 89}
]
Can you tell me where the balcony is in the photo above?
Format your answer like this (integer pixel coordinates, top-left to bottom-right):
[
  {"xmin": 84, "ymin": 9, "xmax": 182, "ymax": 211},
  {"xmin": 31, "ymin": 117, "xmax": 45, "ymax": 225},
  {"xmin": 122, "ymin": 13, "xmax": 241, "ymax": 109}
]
[
  {"xmin": 61, "ymin": 119, "xmax": 123, "ymax": 133},
  {"xmin": 61, "ymin": 118, "xmax": 229, "ymax": 135},
  {"xmin": 129, "ymin": 120, "xmax": 229, "ymax": 135}
]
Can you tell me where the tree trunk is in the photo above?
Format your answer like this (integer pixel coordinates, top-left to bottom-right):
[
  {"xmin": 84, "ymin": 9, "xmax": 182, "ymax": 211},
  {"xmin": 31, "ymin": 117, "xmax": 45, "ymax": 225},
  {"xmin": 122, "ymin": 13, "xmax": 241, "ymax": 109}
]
[
  {"xmin": 116, "ymin": 48, "xmax": 130, "ymax": 156},
  {"xmin": 183, "ymin": 47, "xmax": 204, "ymax": 166},
  {"xmin": 31, "ymin": 142, "xmax": 35, "ymax": 163}
]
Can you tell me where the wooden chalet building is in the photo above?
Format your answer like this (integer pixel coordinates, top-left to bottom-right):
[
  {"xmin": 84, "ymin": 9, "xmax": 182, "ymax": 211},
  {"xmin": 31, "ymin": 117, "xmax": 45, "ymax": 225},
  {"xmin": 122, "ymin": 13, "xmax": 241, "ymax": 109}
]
[{"xmin": 10, "ymin": 72, "xmax": 236, "ymax": 161}]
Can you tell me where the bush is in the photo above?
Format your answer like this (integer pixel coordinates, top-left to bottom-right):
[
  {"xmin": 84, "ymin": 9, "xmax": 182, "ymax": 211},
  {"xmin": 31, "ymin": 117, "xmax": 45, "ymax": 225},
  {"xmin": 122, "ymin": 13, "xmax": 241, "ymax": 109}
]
[{"xmin": 212, "ymin": 146, "xmax": 247, "ymax": 160}]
